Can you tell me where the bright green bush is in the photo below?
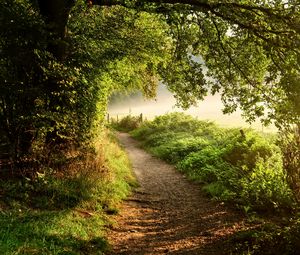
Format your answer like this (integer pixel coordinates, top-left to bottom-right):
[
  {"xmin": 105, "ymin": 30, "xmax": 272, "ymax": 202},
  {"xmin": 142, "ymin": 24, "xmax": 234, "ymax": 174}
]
[
  {"xmin": 112, "ymin": 115, "xmax": 143, "ymax": 132},
  {"xmin": 132, "ymin": 112, "xmax": 217, "ymax": 139},
  {"xmin": 150, "ymin": 137, "xmax": 211, "ymax": 164},
  {"xmin": 144, "ymin": 131, "xmax": 189, "ymax": 147},
  {"xmin": 239, "ymin": 156, "xmax": 293, "ymax": 210},
  {"xmin": 132, "ymin": 112, "xmax": 294, "ymax": 212}
]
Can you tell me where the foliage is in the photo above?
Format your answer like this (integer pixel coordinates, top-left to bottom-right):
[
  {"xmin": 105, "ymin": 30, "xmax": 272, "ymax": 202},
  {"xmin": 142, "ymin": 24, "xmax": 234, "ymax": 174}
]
[
  {"xmin": 279, "ymin": 125, "xmax": 300, "ymax": 202},
  {"xmin": 0, "ymin": 131, "xmax": 135, "ymax": 254},
  {"xmin": 111, "ymin": 115, "xmax": 143, "ymax": 132},
  {"xmin": 132, "ymin": 113, "xmax": 294, "ymax": 212},
  {"xmin": 0, "ymin": 0, "xmax": 49, "ymax": 159},
  {"xmin": 229, "ymin": 217, "xmax": 300, "ymax": 255},
  {"xmin": 1, "ymin": 2, "xmax": 299, "ymax": 252},
  {"xmin": 0, "ymin": 0, "xmax": 172, "ymax": 170},
  {"xmin": 0, "ymin": 0, "xmax": 299, "ymax": 174},
  {"xmin": 84, "ymin": 0, "xmax": 299, "ymax": 129},
  {"xmin": 132, "ymin": 112, "xmax": 217, "ymax": 139}
]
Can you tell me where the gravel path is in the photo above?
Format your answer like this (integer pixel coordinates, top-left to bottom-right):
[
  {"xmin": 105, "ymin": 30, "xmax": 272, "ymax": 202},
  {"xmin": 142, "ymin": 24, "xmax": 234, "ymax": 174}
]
[{"xmin": 106, "ymin": 132, "xmax": 247, "ymax": 255}]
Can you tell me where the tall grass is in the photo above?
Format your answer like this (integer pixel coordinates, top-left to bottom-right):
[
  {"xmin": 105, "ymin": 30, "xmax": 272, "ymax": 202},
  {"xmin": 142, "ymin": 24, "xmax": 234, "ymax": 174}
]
[
  {"xmin": 131, "ymin": 112, "xmax": 294, "ymax": 212},
  {"xmin": 0, "ymin": 130, "xmax": 135, "ymax": 255}
]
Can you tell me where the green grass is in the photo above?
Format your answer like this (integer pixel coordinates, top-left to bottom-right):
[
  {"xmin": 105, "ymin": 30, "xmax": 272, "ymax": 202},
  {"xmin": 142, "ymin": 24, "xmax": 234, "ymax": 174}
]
[
  {"xmin": 0, "ymin": 131, "xmax": 136, "ymax": 255},
  {"xmin": 0, "ymin": 210, "xmax": 107, "ymax": 254},
  {"xmin": 131, "ymin": 112, "xmax": 294, "ymax": 212}
]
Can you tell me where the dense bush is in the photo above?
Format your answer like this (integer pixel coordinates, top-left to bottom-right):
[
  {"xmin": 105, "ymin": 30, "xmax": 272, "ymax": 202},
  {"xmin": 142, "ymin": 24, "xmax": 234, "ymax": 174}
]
[
  {"xmin": 132, "ymin": 113, "xmax": 294, "ymax": 212},
  {"xmin": 111, "ymin": 115, "xmax": 143, "ymax": 132},
  {"xmin": 151, "ymin": 137, "xmax": 211, "ymax": 164},
  {"xmin": 229, "ymin": 218, "xmax": 300, "ymax": 255}
]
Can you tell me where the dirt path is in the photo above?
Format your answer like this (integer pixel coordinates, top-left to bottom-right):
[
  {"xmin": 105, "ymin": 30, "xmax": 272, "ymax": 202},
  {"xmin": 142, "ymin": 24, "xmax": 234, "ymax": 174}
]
[{"xmin": 106, "ymin": 132, "xmax": 247, "ymax": 255}]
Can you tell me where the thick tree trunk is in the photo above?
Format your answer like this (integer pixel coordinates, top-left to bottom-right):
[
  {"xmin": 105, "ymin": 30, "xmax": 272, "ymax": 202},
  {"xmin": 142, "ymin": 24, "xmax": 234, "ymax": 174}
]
[
  {"xmin": 37, "ymin": 0, "xmax": 75, "ymax": 60},
  {"xmin": 282, "ymin": 125, "xmax": 300, "ymax": 203},
  {"xmin": 36, "ymin": 0, "xmax": 76, "ymax": 149}
]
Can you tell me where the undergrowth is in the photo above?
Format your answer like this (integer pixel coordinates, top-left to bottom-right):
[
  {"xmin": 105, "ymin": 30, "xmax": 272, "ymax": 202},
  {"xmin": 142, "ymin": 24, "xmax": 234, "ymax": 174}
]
[
  {"xmin": 228, "ymin": 216, "xmax": 300, "ymax": 255},
  {"xmin": 130, "ymin": 112, "xmax": 299, "ymax": 254},
  {"xmin": 131, "ymin": 113, "xmax": 294, "ymax": 212},
  {"xmin": 111, "ymin": 115, "xmax": 143, "ymax": 132},
  {"xmin": 0, "ymin": 130, "xmax": 135, "ymax": 255}
]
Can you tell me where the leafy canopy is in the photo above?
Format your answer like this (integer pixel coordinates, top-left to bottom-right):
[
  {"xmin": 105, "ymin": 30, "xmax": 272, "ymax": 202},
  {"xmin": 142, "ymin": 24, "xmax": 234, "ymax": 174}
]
[{"xmin": 88, "ymin": 0, "xmax": 300, "ymax": 127}]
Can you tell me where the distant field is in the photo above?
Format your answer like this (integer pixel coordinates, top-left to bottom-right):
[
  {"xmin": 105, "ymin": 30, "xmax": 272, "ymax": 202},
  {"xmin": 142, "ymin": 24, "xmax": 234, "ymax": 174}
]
[{"xmin": 108, "ymin": 85, "xmax": 277, "ymax": 133}]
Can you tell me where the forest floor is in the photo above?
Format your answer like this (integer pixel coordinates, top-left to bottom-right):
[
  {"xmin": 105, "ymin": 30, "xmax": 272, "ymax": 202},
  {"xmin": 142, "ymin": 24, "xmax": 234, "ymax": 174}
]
[{"xmin": 106, "ymin": 132, "xmax": 254, "ymax": 255}]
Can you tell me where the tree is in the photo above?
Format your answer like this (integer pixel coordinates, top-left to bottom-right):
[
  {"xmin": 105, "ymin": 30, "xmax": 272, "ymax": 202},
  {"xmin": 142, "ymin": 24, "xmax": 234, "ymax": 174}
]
[
  {"xmin": 0, "ymin": 0, "xmax": 171, "ymax": 166},
  {"xmin": 0, "ymin": 1, "xmax": 49, "ymax": 161}
]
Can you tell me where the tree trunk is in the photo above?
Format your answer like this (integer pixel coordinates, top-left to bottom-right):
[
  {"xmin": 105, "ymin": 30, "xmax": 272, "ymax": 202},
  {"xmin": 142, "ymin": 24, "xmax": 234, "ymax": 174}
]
[
  {"xmin": 281, "ymin": 125, "xmax": 300, "ymax": 203},
  {"xmin": 37, "ymin": 0, "xmax": 76, "ymax": 149},
  {"xmin": 37, "ymin": 0, "xmax": 75, "ymax": 60}
]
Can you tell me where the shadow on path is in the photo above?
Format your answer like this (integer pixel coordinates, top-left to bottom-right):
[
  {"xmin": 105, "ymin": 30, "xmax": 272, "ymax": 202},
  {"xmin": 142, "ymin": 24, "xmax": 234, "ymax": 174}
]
[{"xmin": 106, "ymin": 132, "xmax": 249, "ymax": 255}]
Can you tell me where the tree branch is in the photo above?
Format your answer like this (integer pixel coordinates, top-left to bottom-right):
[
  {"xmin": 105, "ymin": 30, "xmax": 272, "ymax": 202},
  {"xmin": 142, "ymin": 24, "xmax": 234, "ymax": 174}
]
[{"xmin": 211, "ymin": 17, "xmax": 275, "ymax": 104}]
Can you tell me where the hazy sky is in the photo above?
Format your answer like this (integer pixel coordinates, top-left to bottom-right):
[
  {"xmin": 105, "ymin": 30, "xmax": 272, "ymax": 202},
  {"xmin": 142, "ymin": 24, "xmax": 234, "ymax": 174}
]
[{"xmin": 108, "ymin": 84, "xmax": 277, "ymax": 133}]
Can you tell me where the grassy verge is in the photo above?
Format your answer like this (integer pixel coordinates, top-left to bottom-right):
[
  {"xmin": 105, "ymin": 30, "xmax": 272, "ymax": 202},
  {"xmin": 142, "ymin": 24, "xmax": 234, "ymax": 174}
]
[
  {"xmin": 122, "ymin": 112, "xmax": 299, "ymax": 255},
  {"xmin": 0, "ymin": 130, "xmax": 136, "ymax": 255},
  {"xmin": 130, "ymin": 113, "xmax": 294, "ymax": 212}
]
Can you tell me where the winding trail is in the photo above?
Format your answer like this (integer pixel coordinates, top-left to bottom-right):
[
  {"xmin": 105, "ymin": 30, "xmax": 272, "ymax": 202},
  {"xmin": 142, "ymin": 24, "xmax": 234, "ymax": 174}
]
[{"xmin": 106, "ymin": 132, "xmax": 248, "ymax": 255}]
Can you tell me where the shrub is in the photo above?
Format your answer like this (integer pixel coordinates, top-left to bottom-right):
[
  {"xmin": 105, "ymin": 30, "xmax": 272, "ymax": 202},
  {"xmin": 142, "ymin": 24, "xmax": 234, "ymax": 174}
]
[
  {"xmin": 279, "ymin": 126, "xmax": 300, "ymax": 202},
  {"xmin": 132, "ymin": 112, "xmax": 217, "ymax": 139},
  {"xmin": 229, "ymin": 218, "xmax": 300, "ymax": 254},
  {"xmin": 239, "ymin": 156, "xmax": 293, "ymax": 211},
  {"xmin": 112, "ymin": 115, "xmax": 143, "ymax": 131},
  {"xmin": 132, "ymin": 112, "xmax": 294, "ymax": 212},
  {"xmin": 151, "ymin": 137, "xmax": 211, "ymax": 164}
]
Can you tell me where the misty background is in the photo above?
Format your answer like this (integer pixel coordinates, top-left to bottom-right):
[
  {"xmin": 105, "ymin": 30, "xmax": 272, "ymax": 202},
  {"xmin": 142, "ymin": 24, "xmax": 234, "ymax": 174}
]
[{"xmin": 108, "ymin": 84, "xmax": 277, "ymax": 133}]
